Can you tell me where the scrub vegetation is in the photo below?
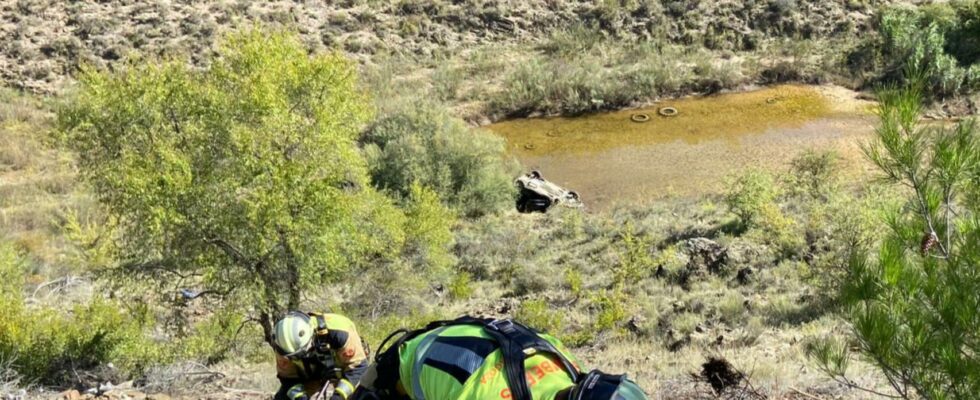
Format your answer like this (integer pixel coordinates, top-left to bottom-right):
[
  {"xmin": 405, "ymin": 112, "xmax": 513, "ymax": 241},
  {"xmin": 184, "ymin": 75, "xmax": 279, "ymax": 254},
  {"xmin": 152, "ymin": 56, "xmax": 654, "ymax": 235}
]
[{"xmin": 0, "ymin": 1, "xmax": 978, "ymax": 399}]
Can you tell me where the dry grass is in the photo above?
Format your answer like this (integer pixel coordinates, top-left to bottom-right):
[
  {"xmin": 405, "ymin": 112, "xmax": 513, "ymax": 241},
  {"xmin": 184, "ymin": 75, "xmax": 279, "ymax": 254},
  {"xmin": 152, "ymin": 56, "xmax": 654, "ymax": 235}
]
[
  {"xmin": 321, "ymin": 181, "xmax": 892, "ymax": 398},
  {"xmin": 0, "ymin": 357, "xmax": 25, "ymax": 399},
  {"xmin": 0, "ymin": 88, "xmax": 89, "ymax": 279}
]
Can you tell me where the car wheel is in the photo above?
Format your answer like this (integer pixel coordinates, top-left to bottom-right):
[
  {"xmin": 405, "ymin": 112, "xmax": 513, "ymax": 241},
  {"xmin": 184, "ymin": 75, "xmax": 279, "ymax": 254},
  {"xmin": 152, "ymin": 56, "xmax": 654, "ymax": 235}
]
[
  {"xmin": 567, "ymin": 191, "xmax": 579, "ymax": 200},
  {"xmin": 530, "ymin": 170, "xmax": 542, "ymax": 180}
]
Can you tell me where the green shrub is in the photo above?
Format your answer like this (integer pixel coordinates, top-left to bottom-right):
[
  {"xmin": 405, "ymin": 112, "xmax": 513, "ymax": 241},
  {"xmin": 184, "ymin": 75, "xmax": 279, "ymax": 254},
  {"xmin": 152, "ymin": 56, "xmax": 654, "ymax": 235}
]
[
  {"xmin": 516, "ymin": 299, "xmax": 564, "ymax": 335},
  {"xmin": 431, "ymin": 64, "xmax": 464, "ymax": 101},
  {"xmin": 0, "ymin": 242, "xmax": 165, "ymax": 384},
  {"xmin": 178, "ymin": 307, "xmax": 262, "ymax": 364},
  {"xmin": 402, "ymin": 183, "xmax": 456, "ymax": 273},
  {"xmin": 745, "ymin": 201, "xmax": 804, "ymax": 259},
  {"xmin": 538, "ymin": 24, "xmax": 606, "ymax": 57},
  {"xmin": 787, "ymin": 149, "xmax": 841, "ymax": 199},
  {"xmin": 613, "ymin": 222, "xmax": 653, "ymax": 289},
  {"xmin": 590, "ymin": 289, "xmax": 628, "ymax": 334},
  {"xmin": 715, "ymin": 291, "xmax": 748, "ymax": 324},
  {"xmin": 812, "ymin": 85, "xmax": 980, "ymax": 399},
  {"xmin": 352, "ymin": 310, "xmax": 448, "ymax": 352},
  {"xmin": 508, "ymin": 262, "xmax": 553, "ymax": 297},
  {"xmin": 725, "ymin": 169, "xmax": 780, "ymax": 229},
  {"xmin": 492, "ymin": 56, "xmax": 634, "ymax": 116},
  {"xmin": 448, "ymin": 271, "xmax": 473, "ymax": 300},
  {"xmin": 361, "ymin": 103, "xmax": 517, "ymax": 217},
  {"xmin": 945, "ymin": 0, "xmax": 980, "ymax": 89},
  {"xmin": 857, "ymin": 5, "xmax": 980, "ymax": 97},
  {"xmin": 563, "ymin": 267, "xmax": 583, "ymax": 297}
]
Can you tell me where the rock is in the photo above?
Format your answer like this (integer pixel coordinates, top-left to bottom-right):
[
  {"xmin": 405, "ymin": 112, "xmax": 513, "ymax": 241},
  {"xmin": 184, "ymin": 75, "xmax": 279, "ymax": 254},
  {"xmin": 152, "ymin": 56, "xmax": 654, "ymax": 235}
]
[
  {"xmin": 855, "ymin": 92, "xmax": 877, "ymax": 101},
  {"xmin": 735, "ymin": 267, "xmax": 753, "ymax": 285},
  {"xmin": 3, "ymin": 389, "xmax": 26, "ymax": 400},
  {"xmin": 667, "ymin": 335, "xmax": 691, "ymax": 352},
  {"xmin": 626, "ymin": 315, "xmax": 645, "ymax": 334},
  {"xmin": 684, "ymin": 238, "xmax": 728, "ymax": 276},
  {"xmin": 99, "ymin": 382, "xmax": 114, "ymax": 393},
  {"xmin": 58, "ymin": 390, "xmax": 81, "ymax": 400}
]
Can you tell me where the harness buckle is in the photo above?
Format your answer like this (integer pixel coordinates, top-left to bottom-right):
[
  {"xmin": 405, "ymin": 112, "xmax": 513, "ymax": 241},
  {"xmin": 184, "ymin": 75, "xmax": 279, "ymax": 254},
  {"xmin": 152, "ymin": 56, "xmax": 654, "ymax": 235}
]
[{"xmin": 487, "ymin": 319, "xmax": 517, "ymax": 333}]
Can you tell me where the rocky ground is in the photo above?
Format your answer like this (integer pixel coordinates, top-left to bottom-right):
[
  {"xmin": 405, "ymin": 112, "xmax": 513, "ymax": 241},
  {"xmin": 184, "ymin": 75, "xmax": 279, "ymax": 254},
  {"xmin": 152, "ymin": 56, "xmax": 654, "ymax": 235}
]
[{"xmin": 0, "ymin": 0, "xmax": 894, "ymax": 93}]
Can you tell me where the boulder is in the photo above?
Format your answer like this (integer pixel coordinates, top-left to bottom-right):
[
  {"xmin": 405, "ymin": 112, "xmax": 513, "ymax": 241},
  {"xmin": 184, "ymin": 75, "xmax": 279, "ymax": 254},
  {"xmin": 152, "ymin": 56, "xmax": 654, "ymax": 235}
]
[
  {"xmin": 57, "ymin": 390, "xmax": 81, "ymax": 400},
  {"xmin": 685, "ymin": 237, "xmax": 728, "ymax": 276}
]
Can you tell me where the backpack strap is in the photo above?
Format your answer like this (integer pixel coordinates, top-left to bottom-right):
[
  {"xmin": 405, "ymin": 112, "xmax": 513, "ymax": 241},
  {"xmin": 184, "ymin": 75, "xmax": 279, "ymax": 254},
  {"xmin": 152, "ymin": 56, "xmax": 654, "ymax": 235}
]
[
  {"xmin": 370, "ymin": 327, "xmax": 432, "ymax": 400},
  {"xmin": 482, "ymin": 319, "xmax": 580, "ymax": 400},
  {"xmin": 370, "ymin": 316, "xmax": 580, "ymax": 400}
]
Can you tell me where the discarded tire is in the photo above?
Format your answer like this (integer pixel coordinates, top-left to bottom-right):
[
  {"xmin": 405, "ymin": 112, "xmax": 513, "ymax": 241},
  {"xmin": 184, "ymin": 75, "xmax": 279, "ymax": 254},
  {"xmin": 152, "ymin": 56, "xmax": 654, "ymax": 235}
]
[
  {"xmin": 658, "ymin": 106, "xmax": 679, "ymax": 117},
  {"xmin": 523, "ymin": 143, "xmax": 536, "ymax": 150},
  {"xmin": 766, "ymin": 97, "xmax": 777, "ymax": 104},
  {"xmin": 630, "ymin": 113, "xmax": 651, "ymax": 123}
]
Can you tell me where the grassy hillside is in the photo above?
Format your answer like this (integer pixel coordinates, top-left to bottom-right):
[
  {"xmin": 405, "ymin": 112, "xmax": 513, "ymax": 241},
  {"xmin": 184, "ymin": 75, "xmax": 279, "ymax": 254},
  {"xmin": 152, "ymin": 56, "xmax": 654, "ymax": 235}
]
[
  {"xmin": 2, "ymin": 0, "xmax": 887, "ymax": 91},
  {"xmin": 0, "ymin": 1, "xmax": 978, "ymax": 399}
]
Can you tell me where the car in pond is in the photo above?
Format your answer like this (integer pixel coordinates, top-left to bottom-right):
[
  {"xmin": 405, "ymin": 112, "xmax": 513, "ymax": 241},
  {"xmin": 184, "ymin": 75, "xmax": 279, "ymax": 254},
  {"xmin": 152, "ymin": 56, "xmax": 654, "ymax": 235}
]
[{"xmin": 515, "ymin": 171, "xmax": 582, "ymax": 213}]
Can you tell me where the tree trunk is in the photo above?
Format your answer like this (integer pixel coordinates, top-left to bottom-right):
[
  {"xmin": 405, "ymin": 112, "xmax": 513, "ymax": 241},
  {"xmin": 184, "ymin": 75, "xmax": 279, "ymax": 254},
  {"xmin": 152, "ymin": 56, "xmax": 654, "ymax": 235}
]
[{"xmin": 279, "ymin": 228, "xmax": 301, "ymax": 310}]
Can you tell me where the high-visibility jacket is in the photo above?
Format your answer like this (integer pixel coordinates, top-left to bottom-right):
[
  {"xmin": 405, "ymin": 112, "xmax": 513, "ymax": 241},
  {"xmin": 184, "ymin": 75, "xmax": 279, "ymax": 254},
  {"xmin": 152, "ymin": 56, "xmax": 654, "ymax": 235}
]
[
  {"xmin": 275, "ymin": 313, "xmax": 368, "ymax": 399},
  {"xmin": 396, "ymin": 324, "xmax": 580, "ymax": 400}
]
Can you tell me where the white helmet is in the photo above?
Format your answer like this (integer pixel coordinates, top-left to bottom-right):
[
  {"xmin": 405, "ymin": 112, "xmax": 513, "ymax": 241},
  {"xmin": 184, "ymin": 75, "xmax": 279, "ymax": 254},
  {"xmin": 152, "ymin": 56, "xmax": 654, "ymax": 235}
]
[
  {"xmin": 570, "ymin": 370, "xmax": 648, "ymax": 400},
  {"xmin": 271, "ymin": 311, "xmax": 315, "ymax": 358}
]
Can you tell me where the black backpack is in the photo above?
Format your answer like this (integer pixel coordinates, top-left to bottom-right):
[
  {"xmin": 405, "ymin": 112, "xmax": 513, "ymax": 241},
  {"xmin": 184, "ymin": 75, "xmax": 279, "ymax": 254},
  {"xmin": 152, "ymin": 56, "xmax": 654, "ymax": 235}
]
[{"xmin": 369, "ymin": 316, "xmax": 581, "ymax": 400}]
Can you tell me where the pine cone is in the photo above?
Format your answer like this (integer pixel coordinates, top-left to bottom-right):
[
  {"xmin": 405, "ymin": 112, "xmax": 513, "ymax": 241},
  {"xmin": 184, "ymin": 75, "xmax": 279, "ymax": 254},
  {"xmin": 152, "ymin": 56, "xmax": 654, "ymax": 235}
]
[{"xmin": 920, "ymin": 231, "xmax": 939, "ymax": 255}]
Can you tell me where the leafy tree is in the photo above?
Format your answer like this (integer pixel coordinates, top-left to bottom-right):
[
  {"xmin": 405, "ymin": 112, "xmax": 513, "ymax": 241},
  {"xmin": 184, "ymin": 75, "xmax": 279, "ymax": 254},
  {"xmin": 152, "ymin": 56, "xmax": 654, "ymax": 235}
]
[
  {"xmin": 810, "ymin": 84, "xmax": 980, "ymax": 399},
  {"xmin": 57, "ymin": 29, "xmax": 440, "ymax": 339}
]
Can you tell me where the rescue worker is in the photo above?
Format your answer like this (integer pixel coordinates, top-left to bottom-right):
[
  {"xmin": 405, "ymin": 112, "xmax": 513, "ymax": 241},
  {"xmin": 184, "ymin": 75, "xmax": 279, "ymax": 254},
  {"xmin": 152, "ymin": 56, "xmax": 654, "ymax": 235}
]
[
  {"xmin": 350, "ymin": 316, "xmax": 647, "ymax": 400},
  {"xmin": 271, "ymin": 311, "xmax": 369, "ymax": 400}
]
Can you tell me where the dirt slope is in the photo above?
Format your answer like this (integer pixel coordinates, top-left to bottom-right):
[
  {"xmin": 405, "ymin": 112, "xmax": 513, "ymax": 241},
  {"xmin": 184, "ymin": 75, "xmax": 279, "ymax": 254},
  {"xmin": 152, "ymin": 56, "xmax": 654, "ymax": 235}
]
[{"xmin": 0, "ymin": 0, "xmax": 891, "ymax": 93}]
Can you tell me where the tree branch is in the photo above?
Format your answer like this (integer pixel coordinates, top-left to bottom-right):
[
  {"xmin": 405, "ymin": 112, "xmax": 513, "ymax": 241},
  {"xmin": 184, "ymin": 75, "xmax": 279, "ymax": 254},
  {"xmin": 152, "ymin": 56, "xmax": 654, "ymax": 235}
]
[{"xmin": 205, "ymin": 237, "xmax": 250, "ymax": 266}]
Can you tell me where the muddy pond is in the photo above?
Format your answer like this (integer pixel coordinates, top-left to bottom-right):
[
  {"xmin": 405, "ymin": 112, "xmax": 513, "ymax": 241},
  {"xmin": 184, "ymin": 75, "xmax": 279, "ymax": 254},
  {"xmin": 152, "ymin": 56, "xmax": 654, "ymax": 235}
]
[{"xmin": 486, "ymin": 85, "xmax": 878, "ymax": 209}]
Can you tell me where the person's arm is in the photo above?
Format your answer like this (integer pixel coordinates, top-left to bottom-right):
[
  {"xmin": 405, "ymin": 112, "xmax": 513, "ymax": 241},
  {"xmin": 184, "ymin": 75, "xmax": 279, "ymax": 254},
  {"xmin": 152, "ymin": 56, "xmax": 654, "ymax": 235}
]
[
  {"xmin": 323, "ymin": 327, "xmax": 368, "ymax": 400},
  {"xmin": 276, "ymin": 354, "xmax": 309, "ymax": 400}
]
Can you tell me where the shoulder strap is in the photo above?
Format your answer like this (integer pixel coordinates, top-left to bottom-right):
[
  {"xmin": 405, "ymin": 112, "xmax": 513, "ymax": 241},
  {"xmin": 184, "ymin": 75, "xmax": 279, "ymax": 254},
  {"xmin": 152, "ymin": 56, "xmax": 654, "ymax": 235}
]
[
  {"xmin": 371, "ymin": 316, "xmax": 580, "ymax": 400},
  {"xmin": 313, "ymin": 314, "xmax": 329, "ymax": 335},
  {"xmin": 482, "ymin": 319, "xmax": 580, "ymax": 400}
]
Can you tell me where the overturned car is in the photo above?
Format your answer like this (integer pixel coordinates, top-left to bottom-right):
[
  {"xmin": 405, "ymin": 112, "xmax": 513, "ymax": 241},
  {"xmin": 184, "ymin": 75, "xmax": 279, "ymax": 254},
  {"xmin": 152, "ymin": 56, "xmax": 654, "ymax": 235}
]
[{"xmin": 515, "ymin": 171, "xmax": 582, "ymax": 213}]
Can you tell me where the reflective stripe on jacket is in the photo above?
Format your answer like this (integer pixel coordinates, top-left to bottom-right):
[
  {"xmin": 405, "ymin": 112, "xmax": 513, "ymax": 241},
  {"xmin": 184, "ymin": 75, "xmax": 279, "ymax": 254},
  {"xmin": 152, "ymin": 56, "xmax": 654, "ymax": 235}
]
[
  {"xmin": 397, "ymin": 324, "xmax": 579, "ymax": 400},
  {"xmin": 275, "ymin": 313, "xmax": 369, "ymax": 396}
]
